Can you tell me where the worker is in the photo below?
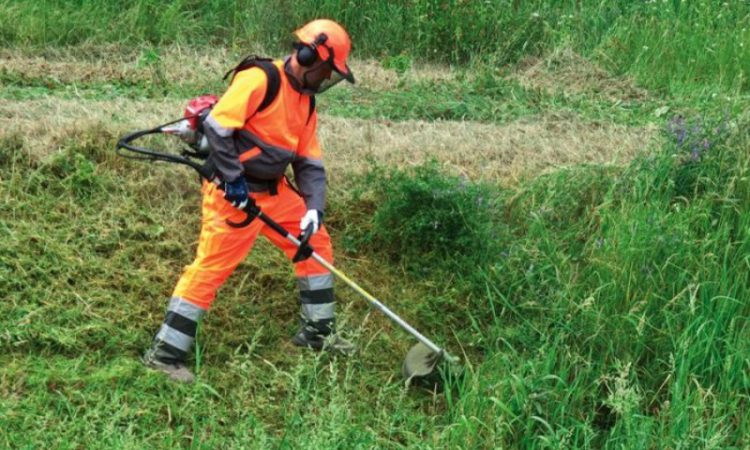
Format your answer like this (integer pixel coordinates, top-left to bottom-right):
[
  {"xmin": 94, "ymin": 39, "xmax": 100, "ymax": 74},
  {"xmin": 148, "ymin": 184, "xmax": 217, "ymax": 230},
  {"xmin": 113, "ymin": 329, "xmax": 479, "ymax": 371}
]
[{"xmin": 143, "ymin": 19, "xmax": 356, "ymax": 383}]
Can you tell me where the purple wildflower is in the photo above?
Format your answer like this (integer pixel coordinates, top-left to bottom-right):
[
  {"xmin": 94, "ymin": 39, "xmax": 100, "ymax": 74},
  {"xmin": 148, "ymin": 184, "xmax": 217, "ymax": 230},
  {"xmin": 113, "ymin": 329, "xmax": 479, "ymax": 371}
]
[
  {"xmin": 668, "ymin": 115, "xmax": 687, "ymax": 147},
  {"xmin": 458, "ymin": 174, "xmax": 469, "ymax": 191}
]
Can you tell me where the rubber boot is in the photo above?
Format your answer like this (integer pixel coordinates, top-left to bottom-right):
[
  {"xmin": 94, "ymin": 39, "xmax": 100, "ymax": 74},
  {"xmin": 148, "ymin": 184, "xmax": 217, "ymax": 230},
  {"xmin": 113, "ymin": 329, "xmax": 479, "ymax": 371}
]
[
  {"xmin": 143, "ymin": 342, "xmax": 195, "ymax": 384},
  {"xmin": 142, "ymin": 297, "xmax": 204, "ymax": 383},
  {"xmin": 291, "ymin": 318, "xmax": 355, "ymax": 355}
]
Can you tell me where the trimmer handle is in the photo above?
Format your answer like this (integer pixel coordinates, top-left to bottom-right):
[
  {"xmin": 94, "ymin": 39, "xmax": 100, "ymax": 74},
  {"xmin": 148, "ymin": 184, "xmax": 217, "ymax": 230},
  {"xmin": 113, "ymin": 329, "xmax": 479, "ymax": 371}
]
[
  {"xmin": 116, "ymin": 120, "xmax": 215, "ymax": 181},
  {"xmin": 292, "ymin": 223, "xmax": 316, "ymax": 262}
]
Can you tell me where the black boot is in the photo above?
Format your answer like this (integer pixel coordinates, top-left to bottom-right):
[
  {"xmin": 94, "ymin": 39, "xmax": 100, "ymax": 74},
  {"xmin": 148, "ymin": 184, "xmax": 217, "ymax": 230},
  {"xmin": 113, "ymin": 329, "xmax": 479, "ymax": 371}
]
[
  {"xmin": 142, "ymin": 297, "xmax": 204, "ymax": 383},
  {"xmin": 143, "ymin": 341, "xmax": 195, "ymax": 384},
  {"xmin": 291, "ymin": 318, "xmax": 355, "ymax": 354}
]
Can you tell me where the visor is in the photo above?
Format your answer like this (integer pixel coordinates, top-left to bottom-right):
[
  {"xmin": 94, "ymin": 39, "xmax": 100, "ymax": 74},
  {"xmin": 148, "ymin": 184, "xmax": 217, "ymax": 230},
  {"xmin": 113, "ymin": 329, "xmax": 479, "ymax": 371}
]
[
  {"xmin": 331, "ymin": 60, "xmax": 354, "ymax": 84},
  {"xmin": 321, "ymin": 44, "xmax": 355, "ymax": 84},
  {"xmin": 316, "ymin": 69, "xmax": 346, "ymax": 93},
  {"xmin": 302, "ymin": 61, "xmax": 351, "ymax": 94}
]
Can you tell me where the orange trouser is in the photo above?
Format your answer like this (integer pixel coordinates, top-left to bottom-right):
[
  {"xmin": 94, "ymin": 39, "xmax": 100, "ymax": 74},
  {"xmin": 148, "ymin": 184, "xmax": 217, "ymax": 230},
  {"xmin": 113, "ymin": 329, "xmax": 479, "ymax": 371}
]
[{"xmin": 172, "ymin": 178, "xmax": 334, "ymax": 312}]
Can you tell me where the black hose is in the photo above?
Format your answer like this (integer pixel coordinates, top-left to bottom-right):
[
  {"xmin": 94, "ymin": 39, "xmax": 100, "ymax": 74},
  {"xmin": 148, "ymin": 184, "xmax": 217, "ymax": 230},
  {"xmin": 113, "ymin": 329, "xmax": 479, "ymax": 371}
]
[{"xmin": 116, "ymin": 120, "xmax": 214, "ymax": 180}]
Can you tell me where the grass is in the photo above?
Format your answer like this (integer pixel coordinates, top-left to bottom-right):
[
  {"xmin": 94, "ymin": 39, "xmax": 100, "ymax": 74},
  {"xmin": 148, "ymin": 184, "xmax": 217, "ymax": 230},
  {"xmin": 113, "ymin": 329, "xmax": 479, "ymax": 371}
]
[
  {"xmin": 1, "ymin": 1, "xmax": 748, "ymax": 95},
  {"xmin": 0, "ymin": 48, "xmax": 642, "ymax": 124},
  {"xmin": 2, "ymin": 45, "xmax": 745, "ymax": 132},
  {"xmin": 0, "ymin": 130, "xmax": 433, "ymax": 448},
  {"xmin": 3, "ymin": 2, "xmax": 750, "ymax": 447},
  {"xmin": 3, "ymin": 84, "xmax": 749, "ymax": 448}
]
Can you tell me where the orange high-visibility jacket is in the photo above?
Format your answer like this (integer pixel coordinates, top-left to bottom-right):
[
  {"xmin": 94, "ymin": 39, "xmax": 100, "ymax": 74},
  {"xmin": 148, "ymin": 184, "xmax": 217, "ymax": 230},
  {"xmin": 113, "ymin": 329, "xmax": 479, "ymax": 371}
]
[{"xmin": 203, "ymin": 59, "xmax": 326, "ymax": 213}]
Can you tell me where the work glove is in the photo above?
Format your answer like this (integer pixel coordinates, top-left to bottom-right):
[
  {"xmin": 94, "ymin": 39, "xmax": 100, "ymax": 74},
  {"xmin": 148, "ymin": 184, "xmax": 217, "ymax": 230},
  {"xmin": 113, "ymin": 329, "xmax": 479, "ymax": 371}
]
[
  {"xmin": 300, "ymin": 209, "xmax": 322, "ymax": 235},
  {"xmin": 223, "ymin": 177, "xmax": 250, "ymax": 209}
]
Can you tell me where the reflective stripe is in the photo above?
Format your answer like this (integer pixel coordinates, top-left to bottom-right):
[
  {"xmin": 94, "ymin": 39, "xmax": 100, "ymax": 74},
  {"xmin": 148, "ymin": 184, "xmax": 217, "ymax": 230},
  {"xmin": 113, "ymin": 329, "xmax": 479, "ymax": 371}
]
[
  {"xmin": 301, "ymin": 302, "xmax": 335, "ymax": 321},
  {"xmin": 205, "ymin": 114, "xmax": 234, "ymax": 138},
  {"xmin": 164, "ymin": 311, "xmax": 197, "ymax": 337},
  {"xmin": 297, "ymin": 273, "xmax": 334, "ymax": 292},
  {"xmin": 155, "ymin": 324, "xmax": 195, "ymax": 352},
  {"xmin": 168, "ymin": 297, "xmax": 206, "ymax": 322}
]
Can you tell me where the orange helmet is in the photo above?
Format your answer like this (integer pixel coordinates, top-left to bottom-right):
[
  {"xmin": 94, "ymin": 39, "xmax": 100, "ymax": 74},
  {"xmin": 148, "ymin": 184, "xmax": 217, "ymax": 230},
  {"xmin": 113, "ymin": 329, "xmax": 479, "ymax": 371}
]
[{"xmin": 294, "ymin": 19, "xmax": 354, "ymax": 84}]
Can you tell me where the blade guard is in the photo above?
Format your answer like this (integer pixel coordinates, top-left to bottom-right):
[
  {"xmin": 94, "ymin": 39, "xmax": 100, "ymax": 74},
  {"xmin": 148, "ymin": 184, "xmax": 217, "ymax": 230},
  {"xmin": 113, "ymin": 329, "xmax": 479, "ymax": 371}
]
[{"xmin": 403, "ymin": 342, "xmax": 443, "ymax": 379}]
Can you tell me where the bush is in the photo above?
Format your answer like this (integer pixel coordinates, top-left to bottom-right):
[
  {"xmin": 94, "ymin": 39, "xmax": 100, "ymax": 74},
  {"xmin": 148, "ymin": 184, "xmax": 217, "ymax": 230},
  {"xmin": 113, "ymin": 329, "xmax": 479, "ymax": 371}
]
[{"xmin": 355, "ymin": 162, "xmax": 501, "ymax": 276}]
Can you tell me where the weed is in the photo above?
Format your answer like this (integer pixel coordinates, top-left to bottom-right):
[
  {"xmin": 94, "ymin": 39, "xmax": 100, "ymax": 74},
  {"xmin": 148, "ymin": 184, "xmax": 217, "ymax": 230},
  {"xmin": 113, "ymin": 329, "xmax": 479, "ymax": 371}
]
[
  {"xmin": 353, "ymin": 162, "xmax": 500, "ymax": 277},
  {"xmin": 382, "ymin": 54, "xmax": 412, "ymax": 76}
]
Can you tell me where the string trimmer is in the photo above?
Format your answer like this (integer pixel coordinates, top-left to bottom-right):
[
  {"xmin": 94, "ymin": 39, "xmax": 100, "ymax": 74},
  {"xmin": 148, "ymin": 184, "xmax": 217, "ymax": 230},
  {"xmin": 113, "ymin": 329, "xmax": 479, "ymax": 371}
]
[{"xmin": 115, "ymin": 105, "xmax": 459, "ymax": 381}]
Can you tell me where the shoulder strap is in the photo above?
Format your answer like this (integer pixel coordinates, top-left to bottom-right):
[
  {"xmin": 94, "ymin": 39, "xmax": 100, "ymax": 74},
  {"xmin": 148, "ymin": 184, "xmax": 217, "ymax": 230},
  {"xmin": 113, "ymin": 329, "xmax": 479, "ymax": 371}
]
[
  {"xmin": 222, "ymin": 55, "xmax": 281, "ymax": 115},
  {"xmin": 307, "ymin": 95, "xmax": 316, "ymax": 124},
  {"xmin": 254, "ymin": 60, "xmax": 281, "ymax": 113},
  {"xmin": 222, "ymin": 55, "xmax": 315, "ymax": 123}
]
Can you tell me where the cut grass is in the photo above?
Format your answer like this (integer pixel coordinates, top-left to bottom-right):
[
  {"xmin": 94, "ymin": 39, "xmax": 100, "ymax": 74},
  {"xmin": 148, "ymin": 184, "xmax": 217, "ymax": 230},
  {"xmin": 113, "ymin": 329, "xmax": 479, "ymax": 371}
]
[
  {"xmin": 1, "ymin": 45, "xmax": 712, "ymax": 127},
  {"xmin": 0, "ymin": 92, "xmax": 659, "ymax": 193}
]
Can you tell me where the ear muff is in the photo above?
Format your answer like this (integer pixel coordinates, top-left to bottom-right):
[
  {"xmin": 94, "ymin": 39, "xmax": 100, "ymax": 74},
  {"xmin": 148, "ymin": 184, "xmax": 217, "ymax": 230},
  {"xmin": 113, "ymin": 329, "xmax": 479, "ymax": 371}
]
[
  {"xmin": 296, "ymin": 44, "xmax": 318, "ymax": 67},
  {"xmin": 294, "ymin": 33, "xmax": 329, "ymax": 67}
]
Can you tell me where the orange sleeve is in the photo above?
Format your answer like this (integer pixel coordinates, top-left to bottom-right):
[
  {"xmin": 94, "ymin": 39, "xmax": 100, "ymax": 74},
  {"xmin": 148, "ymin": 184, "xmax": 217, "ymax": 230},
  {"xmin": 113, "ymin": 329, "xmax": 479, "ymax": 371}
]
[
  {"xmin": 296, "ymin": 110, "xmax": 322, "ymax": 160},
  {"xmin": 210, "ymin": 67, "xmax": 268, "ymax": 129}
]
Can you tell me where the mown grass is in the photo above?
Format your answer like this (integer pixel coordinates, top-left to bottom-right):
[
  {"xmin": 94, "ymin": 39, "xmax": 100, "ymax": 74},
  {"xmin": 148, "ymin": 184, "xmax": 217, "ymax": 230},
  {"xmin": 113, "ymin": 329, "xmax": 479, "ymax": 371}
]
[
  {"xmin": 3, "ymin": 49, "xmax": 744, "ymax": 129},
  {"xmin": 0, "ymin": 56, "xmax": 598, "ymax": 124},
  {"xmin": 0, "ymin": 127, "xmax": 447, "ymax": 448}
]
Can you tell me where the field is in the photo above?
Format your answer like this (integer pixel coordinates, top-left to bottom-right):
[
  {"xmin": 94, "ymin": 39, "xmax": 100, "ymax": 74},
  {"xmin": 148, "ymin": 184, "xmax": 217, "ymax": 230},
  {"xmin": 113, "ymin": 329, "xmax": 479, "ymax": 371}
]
[{"xmin": 2, "ymin": 1, "xmax": 750, "ymax": 448}]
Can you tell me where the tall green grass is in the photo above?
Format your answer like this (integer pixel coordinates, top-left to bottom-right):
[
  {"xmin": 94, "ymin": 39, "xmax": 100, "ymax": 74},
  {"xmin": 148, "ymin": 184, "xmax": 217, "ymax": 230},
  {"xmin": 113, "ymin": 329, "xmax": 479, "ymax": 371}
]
[
  {"xmin": 346, "ymin": 162, "xmax": 499, "ymax": 276},
  {"xmin": 2, "ymin": 0, "xmax": 748, "ymax": 94},
  {"xmin": 345, "ymin": 111, "xmax": 750, "ymax": 447}
]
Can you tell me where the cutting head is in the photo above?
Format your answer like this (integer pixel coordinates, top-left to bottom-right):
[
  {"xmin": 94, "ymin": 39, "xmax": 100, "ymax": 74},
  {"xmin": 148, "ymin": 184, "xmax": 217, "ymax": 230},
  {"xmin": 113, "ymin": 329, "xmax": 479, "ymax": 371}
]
[{"xmin": 402, "ymin": 342, "xmax": 443, "ymax": 379}]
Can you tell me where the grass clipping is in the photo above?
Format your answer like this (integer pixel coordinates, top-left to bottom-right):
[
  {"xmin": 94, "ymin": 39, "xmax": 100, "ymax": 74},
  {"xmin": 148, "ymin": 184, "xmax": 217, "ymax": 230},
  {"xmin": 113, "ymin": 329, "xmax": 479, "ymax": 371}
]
[{"xmin": 321, "ymin": 114, "xmax": 657, "ymax": 187}]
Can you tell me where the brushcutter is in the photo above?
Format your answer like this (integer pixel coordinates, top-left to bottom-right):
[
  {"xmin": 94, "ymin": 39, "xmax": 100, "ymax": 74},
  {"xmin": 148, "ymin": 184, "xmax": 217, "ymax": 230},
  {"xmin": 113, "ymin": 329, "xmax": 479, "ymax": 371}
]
[{"xmin": 115, "ymin": 114, "xmax": 460, "ymax": 381}]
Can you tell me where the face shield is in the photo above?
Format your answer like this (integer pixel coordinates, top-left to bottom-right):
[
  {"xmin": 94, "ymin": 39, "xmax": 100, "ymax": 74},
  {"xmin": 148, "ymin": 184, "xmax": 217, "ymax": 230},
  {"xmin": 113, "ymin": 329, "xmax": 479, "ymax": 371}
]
[
  {"xmin": 302, "ymin": 62, "xmax": 347, "ymax": 94},
  {"xmin": 291, "ymin": 35, "xmax": 355, "ymax": 95}
]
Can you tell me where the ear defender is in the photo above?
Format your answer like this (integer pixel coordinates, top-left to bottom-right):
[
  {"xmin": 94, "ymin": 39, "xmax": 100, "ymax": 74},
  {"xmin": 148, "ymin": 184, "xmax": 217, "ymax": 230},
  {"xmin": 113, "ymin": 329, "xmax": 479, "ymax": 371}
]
[
  {"xmin": 296, "ymin": 44, "xmax": 318, "ymax": 66},
  {"xmin": 294, "ymin": 33, "xmax": 329, "ymax": 67}
]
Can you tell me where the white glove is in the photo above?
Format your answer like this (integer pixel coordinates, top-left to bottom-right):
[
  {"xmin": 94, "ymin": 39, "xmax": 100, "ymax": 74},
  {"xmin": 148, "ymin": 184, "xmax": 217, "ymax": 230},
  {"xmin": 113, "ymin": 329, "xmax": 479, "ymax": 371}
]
[{"xmin": 300, "ymin": 209, "xmax": 321, "ymax": 235}]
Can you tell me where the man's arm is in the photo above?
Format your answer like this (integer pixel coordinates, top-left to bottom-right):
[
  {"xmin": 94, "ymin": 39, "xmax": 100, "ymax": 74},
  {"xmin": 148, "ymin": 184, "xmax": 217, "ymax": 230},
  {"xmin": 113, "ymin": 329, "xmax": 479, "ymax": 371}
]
[
  {"xmin": 292, "ymin": 111, "xmax": 327, "ymax": 214},
  {"xmin": 203, "ymin": 68, "xmax": 268, "ymax": 182}
]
